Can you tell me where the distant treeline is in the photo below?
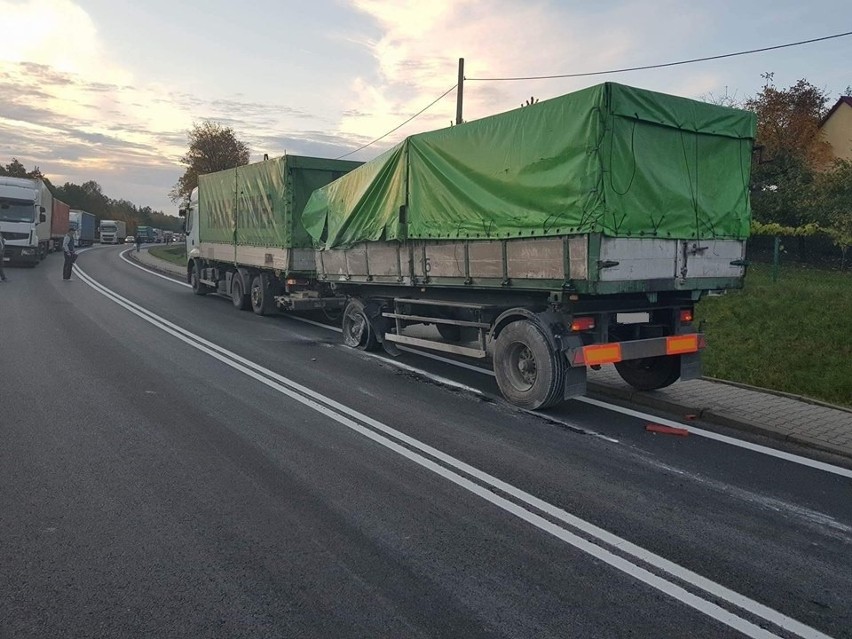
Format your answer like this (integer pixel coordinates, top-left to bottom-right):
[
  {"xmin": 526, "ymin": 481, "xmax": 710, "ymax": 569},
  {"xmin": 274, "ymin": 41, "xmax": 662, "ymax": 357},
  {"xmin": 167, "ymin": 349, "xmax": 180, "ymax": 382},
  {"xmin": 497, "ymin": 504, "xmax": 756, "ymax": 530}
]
[{"xmin": 1, "ymin": 158, "xmax": 181, "ymax": 234}]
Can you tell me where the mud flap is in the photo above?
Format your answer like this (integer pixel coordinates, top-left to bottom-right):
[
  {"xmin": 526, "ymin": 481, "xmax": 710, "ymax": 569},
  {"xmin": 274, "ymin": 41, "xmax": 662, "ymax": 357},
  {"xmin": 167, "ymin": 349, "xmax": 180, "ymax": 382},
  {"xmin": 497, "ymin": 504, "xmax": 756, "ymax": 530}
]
[
  {"xmin": 679, "ymin": 352, "xmax": 702, "ymax": 381},
  {"xmin": 363, "ymin": 300, "xmax": 401, "ymax": 356},
  {"xmin": 564, "ymin": 363, "xmax": 587, "ymax": 400}
]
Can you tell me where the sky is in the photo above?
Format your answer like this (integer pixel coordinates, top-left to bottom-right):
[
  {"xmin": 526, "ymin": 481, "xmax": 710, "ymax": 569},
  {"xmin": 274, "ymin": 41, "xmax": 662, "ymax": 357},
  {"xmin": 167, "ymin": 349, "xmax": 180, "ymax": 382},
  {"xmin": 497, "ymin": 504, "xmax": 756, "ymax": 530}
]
[{"xmin": 1, "ymin": 0, "xmax": 850, "ymax": 216}]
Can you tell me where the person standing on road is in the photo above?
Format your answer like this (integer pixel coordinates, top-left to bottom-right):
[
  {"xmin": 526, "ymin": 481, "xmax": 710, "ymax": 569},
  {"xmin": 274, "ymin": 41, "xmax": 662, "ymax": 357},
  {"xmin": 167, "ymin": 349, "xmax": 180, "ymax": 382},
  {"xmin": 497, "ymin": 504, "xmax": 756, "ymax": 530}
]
[
  {"xmin": 62, "ymin": 228, "xmax": 77, "ymax": 280},
  {"xmin": 0, "ymin": 233, "xmax": 7, "ymax": 282},
  {"xmin": 135, "ymin": 235, "xmax": 141, "ymax": 253}
]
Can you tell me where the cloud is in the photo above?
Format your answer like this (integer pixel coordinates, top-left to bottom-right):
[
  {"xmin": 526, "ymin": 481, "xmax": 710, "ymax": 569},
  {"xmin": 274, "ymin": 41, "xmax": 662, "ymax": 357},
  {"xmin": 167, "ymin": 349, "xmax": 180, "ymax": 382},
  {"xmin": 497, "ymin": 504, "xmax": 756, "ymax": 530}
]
[{"xmin": 335, "ymin": 0, "xmax": 721, "ymax": 158}]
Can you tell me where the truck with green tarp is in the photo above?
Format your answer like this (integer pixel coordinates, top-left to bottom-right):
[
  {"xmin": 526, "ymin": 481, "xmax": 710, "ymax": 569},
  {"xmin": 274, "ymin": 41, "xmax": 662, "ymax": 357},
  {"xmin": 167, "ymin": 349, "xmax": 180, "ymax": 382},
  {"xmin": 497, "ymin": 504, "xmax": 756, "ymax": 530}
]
[
  {"xmin": 180, "ymin": 155, "xmax": 362, "ymax": 313},
  {"xmin": 298, "ymin": 82, "xmax": 756, "ymax": 409}
]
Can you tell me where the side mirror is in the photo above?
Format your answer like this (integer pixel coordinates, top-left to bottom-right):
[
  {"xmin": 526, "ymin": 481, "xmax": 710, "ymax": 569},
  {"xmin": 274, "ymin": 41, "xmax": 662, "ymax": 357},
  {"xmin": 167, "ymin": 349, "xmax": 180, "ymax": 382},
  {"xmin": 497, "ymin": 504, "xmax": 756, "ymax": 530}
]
[
  {"xmin": 39, "ymin": 212, "xmax": 47, "ymax": 223},
  {"xmin": 40, "ymin": 206, "xmax": 46, "ymax": 213},
  {"xmin": 178, "ymin": 208, "xmax": 186, "ymax": 217}
]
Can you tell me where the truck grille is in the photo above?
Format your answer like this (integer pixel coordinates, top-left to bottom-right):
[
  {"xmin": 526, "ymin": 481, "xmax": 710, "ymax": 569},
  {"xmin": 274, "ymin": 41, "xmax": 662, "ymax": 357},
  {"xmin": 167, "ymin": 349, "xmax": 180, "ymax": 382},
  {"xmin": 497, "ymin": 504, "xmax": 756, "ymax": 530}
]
[{"xmin": 1, "ymin": 231, "xmax": 29, "ymax": 241}]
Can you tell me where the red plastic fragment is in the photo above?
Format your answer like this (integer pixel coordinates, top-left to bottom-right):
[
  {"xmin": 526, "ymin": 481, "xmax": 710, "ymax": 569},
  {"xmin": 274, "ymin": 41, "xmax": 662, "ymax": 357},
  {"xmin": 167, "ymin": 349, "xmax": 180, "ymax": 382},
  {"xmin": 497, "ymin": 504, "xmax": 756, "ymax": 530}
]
[
  {"xmin": 646, "ymin": 423, "xmax": 690, "ymax": 437},
  {"xmin": 683, "ymin": 414, "xmax": 698, "ymax": 421}
]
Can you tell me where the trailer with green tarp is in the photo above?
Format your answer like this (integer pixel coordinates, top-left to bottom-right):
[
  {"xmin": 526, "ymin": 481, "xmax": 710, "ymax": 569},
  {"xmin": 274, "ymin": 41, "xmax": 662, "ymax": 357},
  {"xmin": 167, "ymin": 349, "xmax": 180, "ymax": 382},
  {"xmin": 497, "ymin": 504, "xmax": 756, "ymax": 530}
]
[
  {"xmin": 299, "ymin": 82, "xmax": 756, "ymax": 409},
  {"xmin": 182, "ymin": 154, "xmax": 361, "ymax": 314}
]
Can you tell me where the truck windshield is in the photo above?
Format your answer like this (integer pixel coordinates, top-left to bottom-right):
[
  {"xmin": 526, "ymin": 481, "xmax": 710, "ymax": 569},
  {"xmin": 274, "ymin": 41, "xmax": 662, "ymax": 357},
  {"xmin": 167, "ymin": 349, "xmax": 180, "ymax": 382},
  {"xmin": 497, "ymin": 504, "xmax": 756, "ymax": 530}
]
[{"xmin": 0, "ymin": 199, "xmax": 36, "ymax": 223}]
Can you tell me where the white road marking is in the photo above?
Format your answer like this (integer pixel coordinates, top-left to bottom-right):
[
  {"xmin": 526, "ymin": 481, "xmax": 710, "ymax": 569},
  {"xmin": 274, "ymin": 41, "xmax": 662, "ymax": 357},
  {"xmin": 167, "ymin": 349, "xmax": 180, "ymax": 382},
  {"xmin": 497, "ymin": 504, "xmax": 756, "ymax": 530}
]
[
  {"xmin": 578, "ymin": 397, "xmax": 852, "ymax": 480},
  {"xmin": 117, "ymin": 249, "xmax": 852, "ymax": 479},
  {"xmin": 73, "ymin": 261, "xmax": 836, "ymax": 639}
]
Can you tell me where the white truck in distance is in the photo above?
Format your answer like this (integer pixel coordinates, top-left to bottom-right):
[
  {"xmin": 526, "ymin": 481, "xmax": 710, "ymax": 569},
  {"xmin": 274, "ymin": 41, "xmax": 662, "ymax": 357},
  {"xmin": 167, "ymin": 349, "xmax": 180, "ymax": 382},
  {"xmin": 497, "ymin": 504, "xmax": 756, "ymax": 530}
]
[
  {"xmin": 0, "ymin": 176, "xmax": 52, "ymax": 265},
  {"xmin": 99, "ymin": 220, "xmax": 126, "ymax": 244}
]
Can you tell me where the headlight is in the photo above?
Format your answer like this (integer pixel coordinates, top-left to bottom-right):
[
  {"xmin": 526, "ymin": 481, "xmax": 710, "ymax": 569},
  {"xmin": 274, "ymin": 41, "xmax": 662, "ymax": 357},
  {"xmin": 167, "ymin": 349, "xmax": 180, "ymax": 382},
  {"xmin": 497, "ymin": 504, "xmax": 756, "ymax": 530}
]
[{"xmin": 21, "ymin": 248, "xmax": 35, "ymax": 255}]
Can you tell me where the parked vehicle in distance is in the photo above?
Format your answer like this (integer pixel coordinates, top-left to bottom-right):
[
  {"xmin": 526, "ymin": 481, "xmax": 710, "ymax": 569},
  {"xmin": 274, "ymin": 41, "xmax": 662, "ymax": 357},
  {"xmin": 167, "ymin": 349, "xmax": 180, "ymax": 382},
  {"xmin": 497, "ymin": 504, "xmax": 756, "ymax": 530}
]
[
  {"xmin": 50, "ymin": 198, "xmax": 70, "ymax": 253},
  {"xmin": 0, "ymin": 176, "xmax": 52, "ymax": 265},
  {"xmin": 125, "ymin": 235, "xmax": 135, "ymax": 244},
  {"xmin": 184, "ymin": 83, "xmax": 756, "ymax": 409},
  {"xmin": 136, "ymin": 226, "xmax": 156, "ymax": 243},
  {"xmin": 99, "ymin": 219, "xmax": 127, "ymax": 244},
  {"xmin": 69, "ymin": 210, "xmax": 96, "ymax": 247}
]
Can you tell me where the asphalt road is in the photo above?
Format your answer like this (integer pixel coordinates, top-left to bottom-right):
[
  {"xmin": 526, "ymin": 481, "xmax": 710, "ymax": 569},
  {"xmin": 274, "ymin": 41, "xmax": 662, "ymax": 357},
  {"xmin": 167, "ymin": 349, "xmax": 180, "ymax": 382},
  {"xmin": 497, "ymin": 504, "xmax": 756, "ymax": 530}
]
[{"xmin": 1, "ymin": 246, "xmax": 850, "ymax": 639}]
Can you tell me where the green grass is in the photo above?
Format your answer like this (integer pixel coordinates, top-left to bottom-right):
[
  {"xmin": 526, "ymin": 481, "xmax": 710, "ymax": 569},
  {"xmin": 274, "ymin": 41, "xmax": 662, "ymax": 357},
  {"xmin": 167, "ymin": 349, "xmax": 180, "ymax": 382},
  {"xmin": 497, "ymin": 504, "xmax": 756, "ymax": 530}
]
[
  {"xmin": 148, "ymin": 244, "xmax": 187, "ymax": 266},
  {"xmin": 695, "ymin": 263, "xmax": 852, "ymax": 407}
]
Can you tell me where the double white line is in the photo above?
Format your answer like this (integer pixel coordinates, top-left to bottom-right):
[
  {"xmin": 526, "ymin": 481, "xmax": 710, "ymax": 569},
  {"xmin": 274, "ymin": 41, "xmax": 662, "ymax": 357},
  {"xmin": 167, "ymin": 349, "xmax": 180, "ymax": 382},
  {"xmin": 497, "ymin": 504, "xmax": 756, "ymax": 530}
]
[{"xmin": 74, "ymin": 262, "xmax": 833, "ymax": 639}]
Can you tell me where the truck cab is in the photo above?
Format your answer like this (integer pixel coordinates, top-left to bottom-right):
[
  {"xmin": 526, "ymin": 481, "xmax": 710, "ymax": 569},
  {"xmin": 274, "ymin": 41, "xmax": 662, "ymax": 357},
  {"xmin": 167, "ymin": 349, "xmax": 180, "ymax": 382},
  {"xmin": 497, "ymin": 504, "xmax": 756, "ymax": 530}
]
[{"xmin": 0, "ymin": 176, "xmax": 51, "ymax": 264}]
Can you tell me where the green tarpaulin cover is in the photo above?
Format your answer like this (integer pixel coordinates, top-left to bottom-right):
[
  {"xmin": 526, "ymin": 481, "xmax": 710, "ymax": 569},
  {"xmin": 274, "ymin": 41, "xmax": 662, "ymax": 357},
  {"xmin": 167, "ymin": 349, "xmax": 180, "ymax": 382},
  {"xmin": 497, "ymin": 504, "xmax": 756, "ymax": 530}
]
[
  {"xmin": 199, "ymin": 155, "xmax": 362, "ymax": 249},
  {"xmin": 303, "ymin": 83, "xmax": 756, "ymax": 249}
]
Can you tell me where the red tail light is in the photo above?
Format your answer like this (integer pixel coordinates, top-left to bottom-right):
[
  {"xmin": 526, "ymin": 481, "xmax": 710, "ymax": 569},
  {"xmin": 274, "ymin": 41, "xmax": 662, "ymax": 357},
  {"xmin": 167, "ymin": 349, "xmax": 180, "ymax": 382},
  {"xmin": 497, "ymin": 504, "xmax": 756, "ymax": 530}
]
[
  {"xmin": 570, "ymin": 316, "xmax": 595, "ymax": 332},
  {"xmin": 680, "ymin": 309, "xmax": 694, "ymax": 323}
]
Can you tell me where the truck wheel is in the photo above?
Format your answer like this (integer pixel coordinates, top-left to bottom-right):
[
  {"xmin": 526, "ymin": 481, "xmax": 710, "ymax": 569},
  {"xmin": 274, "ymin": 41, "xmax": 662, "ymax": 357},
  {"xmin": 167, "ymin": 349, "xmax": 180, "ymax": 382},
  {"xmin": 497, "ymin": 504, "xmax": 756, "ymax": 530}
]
[
  {"xmin": 191, "ymin": 263, "xmax": 209, "ymax": 296},
  {"xmin": 250, "ymin": 274, "xmax": 276, "ymax": 316},
  {"xmin": 494, "ymin": 320, "xmax": 566, "ymax": 410},
  {"xmin": 342, "ymin": 299, "xmax": 379, "ymax": 351},
  {"xmin": 231, "ymin": 276, "xmax": 249, "ymax": 311},
  {"xmin": 615, "ymin": 355, "xmax": 681, "ymax": 391},
  {"xmin": 436, "ymin": 323, "xmax": 462, "ymax": 342}
]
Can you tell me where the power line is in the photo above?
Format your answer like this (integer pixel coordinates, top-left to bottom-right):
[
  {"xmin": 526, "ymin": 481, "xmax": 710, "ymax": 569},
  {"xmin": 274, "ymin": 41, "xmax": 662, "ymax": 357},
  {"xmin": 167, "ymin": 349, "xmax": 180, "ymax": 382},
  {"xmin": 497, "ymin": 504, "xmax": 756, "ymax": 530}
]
[
  {"xmin": 466, "ymin": 31, "xmax": 852, "ymax": 82},
  {"xmin": 333, "ymin": 30, "xmax": 851, "ymax": 159},
  {"xmin": 335, "ymin": 84, "xmax": 458, "ymax": 159}
]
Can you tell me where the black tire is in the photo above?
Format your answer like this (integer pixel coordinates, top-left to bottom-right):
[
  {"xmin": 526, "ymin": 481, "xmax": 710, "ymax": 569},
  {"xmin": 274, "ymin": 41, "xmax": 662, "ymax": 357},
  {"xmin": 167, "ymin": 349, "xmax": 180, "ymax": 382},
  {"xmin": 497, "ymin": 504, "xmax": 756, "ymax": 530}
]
[
  {"xmin": 436, "ymin": 323, "xmax": 462, "ymax": 342},
  {"xmin": 614, "ymin": 355, "xmax": 681, "ymax": 391},
  {"xmin": 342, "ymin": 299, "xmax": 379, "ymax": 351},
  {"xmin": 231, "ymin": 275, "xmax": 249, "ymax": 311},
  {"xmin": 190, "ymin": 262, "xmax": 208, "ymax": 296},
  {"xmin": 493, "ymin": 320, "xmax": 566, "ymax": 410},
  {"xmin": 250, "ymin": 274, "xmax": 277, "ymax": 316}
]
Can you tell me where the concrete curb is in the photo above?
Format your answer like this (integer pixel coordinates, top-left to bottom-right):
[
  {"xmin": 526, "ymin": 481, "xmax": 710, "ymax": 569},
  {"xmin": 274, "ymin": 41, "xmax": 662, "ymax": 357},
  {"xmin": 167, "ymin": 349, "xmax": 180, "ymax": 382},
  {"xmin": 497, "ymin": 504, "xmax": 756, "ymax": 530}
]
[
  {"xmin": 701, "ymin": 376, "xmax": 852, "ymax": 414},
  {"xmin": 126, "ymin": 249, "xmax": 186, "ymax": 279}
]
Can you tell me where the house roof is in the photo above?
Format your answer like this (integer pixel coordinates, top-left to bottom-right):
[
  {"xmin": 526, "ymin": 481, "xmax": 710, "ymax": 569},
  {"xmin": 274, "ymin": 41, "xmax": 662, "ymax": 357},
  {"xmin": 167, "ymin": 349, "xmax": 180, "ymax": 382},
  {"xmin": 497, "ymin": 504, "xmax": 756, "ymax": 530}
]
[{"xmin": 819, "ymin": 96, "xmax": 852, "ymax": 127}]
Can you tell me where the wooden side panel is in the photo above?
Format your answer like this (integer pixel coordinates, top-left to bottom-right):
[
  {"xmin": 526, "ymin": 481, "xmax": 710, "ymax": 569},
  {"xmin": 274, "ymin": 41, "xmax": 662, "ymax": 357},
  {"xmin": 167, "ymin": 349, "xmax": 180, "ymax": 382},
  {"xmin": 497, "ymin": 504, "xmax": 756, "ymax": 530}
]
[
  {"xmin": 320, "ymin": 249, "xmax": 348, "ymax": 279},
  {"xmin": 346, "ymin": 245, "xmax": 369, "ymax": 276},
  {"xmin": 235, "ymin": 245, "xmax": 291, "ymax": 270},
  {"xmin": 367, "ymin": 243, "xmax": 401, "ymax": 277},
  {"xmin": 568, "ymin": 235, "xmax": 588, "ymax": 280},
  {"xmin": 424, "ymin": 243, "xmax": 465, "ymax": 278},
  {"xmin": 468, "ymin": 242, "xmax": 503, "ymax": 278},
  {"xmin": 506, "ymin": 238, "xmax": 564, "ymax": 280}
]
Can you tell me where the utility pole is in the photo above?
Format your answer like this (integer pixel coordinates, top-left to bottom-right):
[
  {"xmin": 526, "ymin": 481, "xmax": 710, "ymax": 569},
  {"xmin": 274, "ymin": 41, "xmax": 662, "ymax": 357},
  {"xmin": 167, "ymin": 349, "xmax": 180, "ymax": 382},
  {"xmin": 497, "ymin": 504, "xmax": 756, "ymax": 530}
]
[{"xmin": 456, "ymin": 58, "xmax": 464, "ymax": 125}]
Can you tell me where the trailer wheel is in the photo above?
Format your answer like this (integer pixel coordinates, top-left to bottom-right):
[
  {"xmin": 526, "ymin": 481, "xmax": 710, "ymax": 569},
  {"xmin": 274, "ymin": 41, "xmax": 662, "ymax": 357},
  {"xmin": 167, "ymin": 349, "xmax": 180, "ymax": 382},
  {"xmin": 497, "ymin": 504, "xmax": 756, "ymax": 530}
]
[
  {"xmin": 342, "ymin": 299, "xmax": 379, "ymax": 351},
  {"xmin": 191, "ymin": 263, "xmax": 209, "ymax": 296},
  {"xmin": 250, "ymin": 274, "xmax": 276, "ymax": 316},
  {"xmin": 436, "ymin": 324, "xmax": 462, "ymax": 342},
  {"xmin": 231, "ymin": 276, "xmax": 249, "ymax": 311},
  {"xmin": 494, "ymin": 320, "xmax": 566, "ymax": 410},
  {"xmin": 614, "ymin": 355, "xmax": 681, "ymax": 391}
]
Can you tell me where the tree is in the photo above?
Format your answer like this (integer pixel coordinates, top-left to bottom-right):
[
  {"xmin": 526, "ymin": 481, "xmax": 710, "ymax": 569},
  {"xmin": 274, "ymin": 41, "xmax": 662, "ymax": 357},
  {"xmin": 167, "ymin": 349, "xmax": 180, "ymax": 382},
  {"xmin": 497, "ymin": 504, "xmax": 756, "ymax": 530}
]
[
  {"xmin": 811, "ymin": 160, "xmax": 852, "ymax": 270},
  {"xmin": 0, "ymin": 158, "xmax": 48, "ymax": 183},
  {"xmin": 170, "ymin": 121, "xmax": 250, "ymax": 202},
  {"xmin": 745, "ymin": 75, "xmax": 834, "ymax": 233},
  {"xmin": 745, "ymin": 74, "xmax": 832, "ymax": 169}
]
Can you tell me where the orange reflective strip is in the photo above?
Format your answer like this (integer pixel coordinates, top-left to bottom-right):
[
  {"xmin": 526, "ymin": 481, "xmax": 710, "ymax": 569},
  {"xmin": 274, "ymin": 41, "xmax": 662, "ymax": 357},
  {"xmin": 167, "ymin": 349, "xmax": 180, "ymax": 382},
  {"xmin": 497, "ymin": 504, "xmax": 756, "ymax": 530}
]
[
  {"xmin": 666, "ymin": 334, "xmax": 699, "ymax": 355},
  {"xmin": 583, "ymin": 343, "xmax": 623, "ymax": 365}
]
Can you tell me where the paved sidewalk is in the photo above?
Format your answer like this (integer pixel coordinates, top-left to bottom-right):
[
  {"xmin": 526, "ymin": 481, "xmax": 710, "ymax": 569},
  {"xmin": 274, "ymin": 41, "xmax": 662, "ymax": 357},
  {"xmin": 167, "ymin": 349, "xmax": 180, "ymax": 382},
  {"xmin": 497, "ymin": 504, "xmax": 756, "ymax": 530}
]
[{"xmin": 136, "ymin": 248, "xmax": 852, "ymax": 461}]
